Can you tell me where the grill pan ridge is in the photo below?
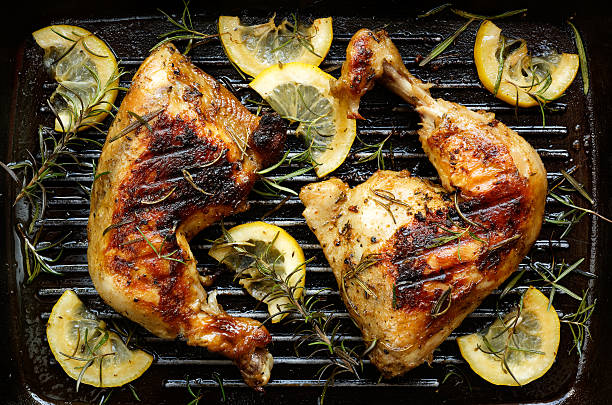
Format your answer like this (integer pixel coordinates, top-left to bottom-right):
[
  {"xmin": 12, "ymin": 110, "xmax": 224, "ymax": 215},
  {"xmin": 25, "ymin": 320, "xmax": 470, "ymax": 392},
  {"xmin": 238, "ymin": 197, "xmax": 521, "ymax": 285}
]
[{"xmin": 2, "ymin": 2, "xmax": 611, "ymax": 404}]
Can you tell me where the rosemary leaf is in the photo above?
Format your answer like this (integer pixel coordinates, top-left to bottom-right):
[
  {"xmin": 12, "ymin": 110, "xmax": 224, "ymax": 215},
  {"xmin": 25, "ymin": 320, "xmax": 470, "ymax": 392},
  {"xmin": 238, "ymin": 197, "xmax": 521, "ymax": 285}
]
[
  {"xmin": 494, "ymin": 36, "xmax": 506, "ymax": 95},
  {"xmin": 154, "ymin": 2, "xmax": 218, "ymax": 53},
  {"xmin": 212, "ymin": 372, "xmax": 226, "ymax": 402},
  {"xmin": 561, "ymin": 169, "xmax": 593, "ymax": 204},
  {"xmin": 419, "ymin": 18, "xmax": 475, "ymax": 66},
  {"xmin": 418, "ymin": 3, "xmax": 452, "ymax": 19},
  {"xmin": 182, "ymin": 169, "xmax": 212, "ymax": 195},
  {"xmin": 102, "ymin": 219, "xmax": 134, "ymax": 236},
  {"xmin": 451, "ymin": 8, "xmax": 527, "ymax": 20},
  {"xmin": 0, "ymin": 161, "xmax": 20, "ymax": 183},
  {"xmin": 128, "ymin": 384, "xmax": 141, "ymax": 402},
  {"xmin": 430, "ymin": 286, "xmax": 452, "ymax": 318},
  {"xmin": 108, "ymin": 108, "xmax": 164, "ymax": 143},
  {"xmin": 488, "ymin": 234, "xmax": 520, "ymax": 251},
  {"xmin": 500, "ymin": 268, "xmax": 526, "ymax": 299},
  {"xmin": 549, "ymin": 192, "xmax": 612, "ymax": 223},
  {"xmin": 141, "ymin": 186, "xmax": 177, "ymax": 205},
  {"xmin": 567, "ymin": 21, "xmax": 589, "ymax": 95},
  {"xmin": 127, "ymin": 111, "xmax": 154, "ymax": 133}
]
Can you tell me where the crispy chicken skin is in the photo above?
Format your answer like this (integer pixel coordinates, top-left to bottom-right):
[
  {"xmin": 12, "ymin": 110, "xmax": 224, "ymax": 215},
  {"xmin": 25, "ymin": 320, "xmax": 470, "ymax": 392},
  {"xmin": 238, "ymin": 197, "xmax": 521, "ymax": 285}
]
[
  {"xmin": 87, "ymin": 43, "xmax": 286, "ymax": 389},
  {"xmin": 300, "ymin": 29, "xmax": 547, "ymax": 377}
]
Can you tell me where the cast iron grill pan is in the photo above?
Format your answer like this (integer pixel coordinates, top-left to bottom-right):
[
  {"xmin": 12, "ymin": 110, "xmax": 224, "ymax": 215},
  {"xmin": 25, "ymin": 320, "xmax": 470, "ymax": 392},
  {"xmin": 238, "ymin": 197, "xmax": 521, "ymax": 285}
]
[{"xmin": 6, "ymin": 8, "xmax": 599, "ymax": 405}]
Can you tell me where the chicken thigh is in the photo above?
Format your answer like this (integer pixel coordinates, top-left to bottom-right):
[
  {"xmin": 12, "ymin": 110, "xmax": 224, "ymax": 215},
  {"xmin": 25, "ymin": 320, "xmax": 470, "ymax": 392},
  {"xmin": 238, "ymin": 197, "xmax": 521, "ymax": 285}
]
[
  {"xmin": 300, "ymin": 29, "xmax": 547, "ymax": 377},
  {"xmin": 87, "ymin": 43, "xmax": 286, "ymax": 388}
]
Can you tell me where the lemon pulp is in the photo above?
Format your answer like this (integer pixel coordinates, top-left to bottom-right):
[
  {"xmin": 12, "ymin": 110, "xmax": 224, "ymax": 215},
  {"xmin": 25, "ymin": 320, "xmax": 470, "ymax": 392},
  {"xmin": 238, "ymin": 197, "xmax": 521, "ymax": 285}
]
[
  {"xmin": 457, "ymin": 286, "xmax": 560, "ymax": 386},
  {"xmin": 219, "ymin": 15, "xmax": 333, "ymax": 77},
  {"xmin": 32, "ymin": 25, "xmax": 119, "ymax": 132},
  {"xmin": 209, "ymin": 221, "xmax": 306, "ymax": 322},
  {"xmin": 474, "ymin": 20, "xmax": 579, "ymax": 107},
  {"xmin": 250, "ymin": 62, "xmax": 356, "ymax": 177},
  {"xmin": 47, "ymin": 290, "xmax": 153, "ymax": 388}
]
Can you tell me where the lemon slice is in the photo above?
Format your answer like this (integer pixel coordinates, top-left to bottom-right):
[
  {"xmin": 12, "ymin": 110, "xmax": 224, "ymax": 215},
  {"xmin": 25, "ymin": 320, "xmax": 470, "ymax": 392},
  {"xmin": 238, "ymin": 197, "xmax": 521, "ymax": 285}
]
[
  {"xmin": 474, "ymin": 20, "xmax": 579, "ymax": 107},
  {"xmin": 209, "ymin": 221, "xmax": 306, "ymax": 323},
  {"xmin": 33, "ymin": 25, "xmax": 119, "ymax": 132},
  {"xmin": 47, "ymin": 290, "xmax": 153, "ymax": 388},
  {"xmin": 457, "ymin": 286, "xmax": 560, "ymax": 386},
  {"xmin": 250, "ymin": 62, "xmax": 356, "ymax": 177},
  {"xmin": 219, "ymin": 15, "xmax": 333, "ymax": 77}
]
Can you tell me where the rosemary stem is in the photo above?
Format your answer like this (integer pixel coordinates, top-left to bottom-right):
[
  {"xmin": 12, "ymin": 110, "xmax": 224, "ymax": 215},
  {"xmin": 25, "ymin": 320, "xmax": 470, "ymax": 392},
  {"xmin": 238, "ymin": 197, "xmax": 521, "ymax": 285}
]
[{"xmin": 14, "ymin": 131, "xmax": 72, "ymax": 203}]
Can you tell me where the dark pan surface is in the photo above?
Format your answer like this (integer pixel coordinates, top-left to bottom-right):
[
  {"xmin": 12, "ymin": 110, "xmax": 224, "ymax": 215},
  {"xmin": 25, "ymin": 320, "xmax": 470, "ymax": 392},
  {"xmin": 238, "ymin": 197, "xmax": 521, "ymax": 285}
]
[{"xmin": 2, "ymin": 2, "xmax": 612, "ymax": 404}]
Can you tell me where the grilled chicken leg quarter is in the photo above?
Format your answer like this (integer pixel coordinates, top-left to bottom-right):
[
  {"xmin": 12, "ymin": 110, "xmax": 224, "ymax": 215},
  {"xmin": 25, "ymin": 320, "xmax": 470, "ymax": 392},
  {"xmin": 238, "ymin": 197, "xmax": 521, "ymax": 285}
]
[
  {"xmin": 300, "ymin": 29, "xmax": 547, "ymax": 377},
  {"xmin": 88, "ymin": 43, "xmax": 286, "ymax": 389}
]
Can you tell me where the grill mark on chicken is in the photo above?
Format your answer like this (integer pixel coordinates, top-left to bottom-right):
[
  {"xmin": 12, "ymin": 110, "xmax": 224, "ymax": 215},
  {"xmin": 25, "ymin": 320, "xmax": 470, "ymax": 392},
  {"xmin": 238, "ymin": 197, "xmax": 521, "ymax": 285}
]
[
  {"xmin": 113, "ymin": 113, "xmax": 253, "ymax": 226},
  {"xmin": 384, "ymin": 181, "xmax": 529, "ymax": 312}
]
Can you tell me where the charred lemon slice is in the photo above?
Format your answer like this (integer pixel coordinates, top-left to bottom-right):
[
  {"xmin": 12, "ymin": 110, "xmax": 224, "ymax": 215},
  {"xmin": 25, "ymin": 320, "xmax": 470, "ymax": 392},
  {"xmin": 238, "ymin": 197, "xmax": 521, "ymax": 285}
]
[
  {"xmin": 457, "ymin": 286, "xmax": 560, "ymax": 386},
  {"xmin": 47, "ymin": 290, "xmax": 153, "ymax": 388},
  {"xmin": 250, "ymin": 62, "xmax": 356, "ymax": 177},
  {"xmin": 33, "ymin": 25, "xmax": 119, "ymax": 132},
  {"xmin": 218, "ymin": 15, "xmax": 333, "ymax": 77},
  {"xmin": 209, "ymin": 221, "xmax": 306, "ymax": 323},
  {"xmin": 474, "ymin": 20, "xmax": 579, "ymax": 107}
]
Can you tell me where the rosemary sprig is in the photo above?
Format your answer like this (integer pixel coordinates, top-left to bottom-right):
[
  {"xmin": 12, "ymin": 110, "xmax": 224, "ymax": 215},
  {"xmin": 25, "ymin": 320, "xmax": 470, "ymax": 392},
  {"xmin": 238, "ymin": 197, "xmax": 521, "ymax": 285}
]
[
  {"xmin": 254, "ymin": 145, "xmax": 318, "ymax": 197},
  {"xmin": 567, "ymin": 21, "xmax": 589, "ymax": 95},
  {"xmin": 353, "ymin": 134, "xmax": 392, "ymax": 169},
  {"xmin": 12, "ymin": 62, "xmax": 123, "ymax": 204},
  {"xmin": 495, "ymin": 167, "xmax": 603, "ymax": 359},
  {"xmin": 16, "ymin": 223, "xmax": 68, "ymax": 283},
  {"xmin": 476, "ymin": 292, "xmax": 530, "ymax": 385},
  {"xmin": 450, "ymin": 8, "xmax": 527, "ymax": 20},
  {"xmin": 549, "ymin": 193, "xmax": 611, "ymax": 224},
  {"xmin": 212, "ymin": 226, "xmax": 371, "ymax": 402},
  {"xmin": 493, "ymin": 36, "xmax": 506, "ymax": 95},
  {"xmin": 141, "ymin": 186, "xmax": 177, "ymax": 205},
  {"xmin": 454, "ymin": 192, "xmax": 486, "ymax": 229},
  {"xmin": 154, "ymin": 1, "xmax": 218, "ymax": 53},
  {"xmin": 419, "ymin": 7, "xmax": 527, "ymax": 66},
  {"xmin": 98, "ymin": 389, "xmax": 113, "ymax": 405},
  {"xmin": 182, "ymin": 169, "xmax": 213, "ymax": 195},
  {"xmin": 427, "ymin": 225, "xmax": 470, "ymax": 249},
  {"xmin": 342, "ymin": 253, "xmax": 383, "ymax": 298},
  {"xmin": 530, "ymin": 259, "xmax": 587, "ymax": 305},
  {"xmin": 369, "ymin": 188, "xmax": 412, "ymax": 225},
  {"xmin": 561, "ymin": 289, "xmax": 595, "ymax": 357},
  {"xmin": 546, "ymin": 168, "xmax": 612, "ymax": 238},
  {"xmin": 499, "ymin": 267, "xmax": 527, "ymax": 300},
  {"xmin": 59, "ymin": 326, "xmax": 116, "ymax": 391},
  {"xmin": 1, "ymin": 51, "xmax": 125, "ymax": 282}
]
